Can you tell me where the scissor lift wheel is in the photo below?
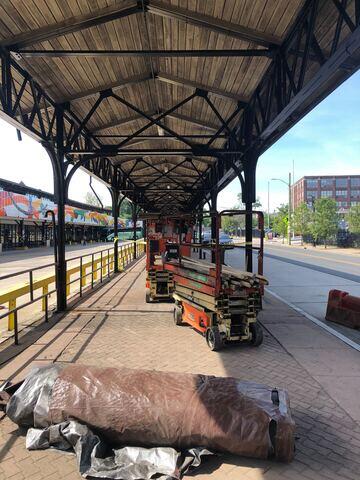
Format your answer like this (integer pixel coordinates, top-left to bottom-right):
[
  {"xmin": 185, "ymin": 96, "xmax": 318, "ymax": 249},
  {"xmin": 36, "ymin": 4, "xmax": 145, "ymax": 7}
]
[
  {"xmin": 206, "ymin": 327, "xmax": 223, "ymax": 351},
  {"xmin": 173, "ymin": 303, "xmax": 183, "ymax": 325},
  {"xmin": 250, "ymin": 322, "xmax": 264, "ymax": 346},
  {"xmin": 145, "ymin": 288, "xmax": 151, "ymax": 303}
]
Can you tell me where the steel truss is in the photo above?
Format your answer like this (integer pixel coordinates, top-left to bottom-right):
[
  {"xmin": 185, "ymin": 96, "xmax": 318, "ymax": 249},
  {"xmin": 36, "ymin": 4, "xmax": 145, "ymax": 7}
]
[{"xmin": 0, "ymin": 0, "xmax": 359, "ymax": 296}]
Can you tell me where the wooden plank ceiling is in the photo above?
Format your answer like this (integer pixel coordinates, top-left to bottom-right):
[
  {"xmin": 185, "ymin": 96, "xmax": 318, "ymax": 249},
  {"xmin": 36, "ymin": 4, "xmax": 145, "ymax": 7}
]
[{"xmin": 0, "ymin": 0, "xmax": 346, "ymax": 212}]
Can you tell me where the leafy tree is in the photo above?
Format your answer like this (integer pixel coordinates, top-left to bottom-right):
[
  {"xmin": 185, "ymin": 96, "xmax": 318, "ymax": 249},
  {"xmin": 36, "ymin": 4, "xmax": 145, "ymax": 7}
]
[
  {"xmin": 273, "ymin": 204, "xmax": 288, "ymax": 243},
  {"xmin": 119, "ymin": 197, "xmax": 133, "ymax": 219},
  {"xmin": 311, "ymin": 198, "xmax": 339, "ymax": 248},
  {"xmin": 293, "ymin": 202, "xmax": 313, "ymax": 244},
  {"xmin": 347, "ymin": 204, "xmax": 360, "ymax": 234},
  {"xmin": 221, "ymin": 215, "xmax": 241, "ymax": 235},
  {"xmin": 236, "ymin": 193, "xmax": 262, "ymax": 209},
  {"xmin": 84, "ymin": 191, "xmax": 102, "ymax": 207}
]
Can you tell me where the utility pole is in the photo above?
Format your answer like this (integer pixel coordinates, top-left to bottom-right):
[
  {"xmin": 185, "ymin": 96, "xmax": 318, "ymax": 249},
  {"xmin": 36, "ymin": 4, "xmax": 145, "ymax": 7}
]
[{"xmin": 267, "ymin": 181, "xmax": 270, "ymax": 229}]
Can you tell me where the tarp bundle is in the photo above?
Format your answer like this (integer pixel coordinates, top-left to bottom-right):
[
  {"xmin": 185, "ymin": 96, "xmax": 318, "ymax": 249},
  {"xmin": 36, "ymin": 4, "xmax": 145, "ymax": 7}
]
[{"xmin": 6, "ymin": 364, "xmax": 295, "ymax": 479}]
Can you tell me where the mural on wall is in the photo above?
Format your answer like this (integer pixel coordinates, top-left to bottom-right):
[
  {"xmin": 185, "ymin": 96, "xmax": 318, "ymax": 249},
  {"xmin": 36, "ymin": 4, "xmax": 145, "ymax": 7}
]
[{"xmin": 0, "ymin": 188, "xmax": 122, "ymax": 227}]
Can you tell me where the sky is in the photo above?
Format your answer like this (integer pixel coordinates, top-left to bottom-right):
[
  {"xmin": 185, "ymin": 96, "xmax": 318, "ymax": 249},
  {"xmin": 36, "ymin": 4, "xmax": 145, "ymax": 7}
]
[{"xmin": 0, "ymin": 70, "xmax": 359, "ymax": 212}]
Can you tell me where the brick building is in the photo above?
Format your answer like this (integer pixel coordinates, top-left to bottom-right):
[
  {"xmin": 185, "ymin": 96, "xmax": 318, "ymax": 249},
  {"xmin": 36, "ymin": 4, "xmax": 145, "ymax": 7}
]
[{"xmin": 291, "ymin": 175, "xmax": 360, "ymax": 213}]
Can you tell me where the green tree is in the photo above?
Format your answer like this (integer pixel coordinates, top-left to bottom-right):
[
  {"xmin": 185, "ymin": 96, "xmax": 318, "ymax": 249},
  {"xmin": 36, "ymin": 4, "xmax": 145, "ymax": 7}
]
[
  {"xmin": 293, "ymin": 202, "xmax": 313, "ymax": 244},
  {"xmin": 119, "ymin": 197, "xmax": 133, "ymax": 219},
  {"xmin": 347, "ymin": 204, "xmax": 360, "ymax": 234},
  {"xmin": 236, "ymin": 193, "xmax": 262, "ymax": 209},
  {"xmin": 221, "ymin": 215, "xmax": 241, "ymax": 235},
  {"xmin": 311, "ymin": 198, "xmax": 339, "ymax": 248},
  {"xmin": 273, "ymin": 204, "xmax": 288, "ymax": 243},
  {"xmin": 84, "ymin": 191, "xmax": 102, "ymax": 207}
]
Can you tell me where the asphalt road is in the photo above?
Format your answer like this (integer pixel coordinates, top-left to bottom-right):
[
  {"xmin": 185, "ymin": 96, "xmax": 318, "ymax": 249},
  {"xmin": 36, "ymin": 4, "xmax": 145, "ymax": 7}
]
[{"xmin": 225, "ymin": 242, "xmax": 360, "ymax": 345}]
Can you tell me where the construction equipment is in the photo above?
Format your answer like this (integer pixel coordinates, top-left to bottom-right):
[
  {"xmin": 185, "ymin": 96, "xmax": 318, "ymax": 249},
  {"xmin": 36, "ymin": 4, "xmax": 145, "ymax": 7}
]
[
  {"xmin": 144, "ymin": 214, "xmax": 194, "ymax": 303},
  {"xmin": 165, "ymin": 210, "xmax": 267, "ymax": 351}
]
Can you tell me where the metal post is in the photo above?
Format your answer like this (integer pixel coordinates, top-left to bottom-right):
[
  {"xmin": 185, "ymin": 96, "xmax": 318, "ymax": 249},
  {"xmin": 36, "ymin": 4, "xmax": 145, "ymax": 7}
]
[
  {"xmin": 210, "ymin": 191, "xmax": 217, "ymax": 263},
  {"xmin": 198, "ymin": 210, "xmax": 203, "ymax": 259},
  {"xmin": 112, "ymin": 189, "xmax": 120, "ymax": 273},
  {"xmin": 132, "ymin": 203, "xmax": 137, "ymax": 260},
  {"xmin": 245, "ymin": 201, "xmax": 253, "ymax": 272},
  {"xmin": 46, "ymin": 106, "xmax": 67, "ymax": 311},
  {"xmin": 288, "ymin": 172, "xmax": 292, "ymax": 246},
  {"xmin": 241, "ymin": 153, "xmax": 258, "ymax": 273},
  {"xmin": 267, "ymin": 181, "xmax": 270, "ymax": 229}
]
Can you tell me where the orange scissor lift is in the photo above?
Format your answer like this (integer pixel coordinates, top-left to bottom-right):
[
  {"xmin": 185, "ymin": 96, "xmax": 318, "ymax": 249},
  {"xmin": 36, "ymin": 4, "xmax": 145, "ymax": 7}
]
[
  {"xmin": 144, "ymin": 215, "xmax": 194, "ymax": 303},
  {"xmin": 164, "ymin": 210, "xmax": 267, "ymax": 351}
]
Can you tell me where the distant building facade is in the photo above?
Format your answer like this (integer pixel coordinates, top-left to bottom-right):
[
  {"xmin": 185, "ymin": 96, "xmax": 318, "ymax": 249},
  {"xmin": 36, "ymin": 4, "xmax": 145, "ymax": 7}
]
[{"xmin": 291, "ymin": 175, "xmax": 360, "ymax": 213}]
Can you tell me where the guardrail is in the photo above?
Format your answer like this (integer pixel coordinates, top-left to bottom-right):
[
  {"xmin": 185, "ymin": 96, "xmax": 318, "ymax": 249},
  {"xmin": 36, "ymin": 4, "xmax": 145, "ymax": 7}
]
[{"xmin": 0, "ymin": 240, "xmax": 145, "ymax": 345}]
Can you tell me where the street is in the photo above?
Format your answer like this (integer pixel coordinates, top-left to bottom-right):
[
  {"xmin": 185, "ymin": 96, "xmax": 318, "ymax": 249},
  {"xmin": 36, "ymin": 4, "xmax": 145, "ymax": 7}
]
[{"xmin": 225, "ymin": 242, "xmax": 360, "ymax": 346}]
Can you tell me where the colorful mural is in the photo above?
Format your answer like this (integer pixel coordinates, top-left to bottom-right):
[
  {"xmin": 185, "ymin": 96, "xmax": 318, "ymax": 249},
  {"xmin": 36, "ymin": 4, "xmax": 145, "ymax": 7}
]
[{"xmin": 0, "ymin": 187, "xmax": 120, "ymax": 227}]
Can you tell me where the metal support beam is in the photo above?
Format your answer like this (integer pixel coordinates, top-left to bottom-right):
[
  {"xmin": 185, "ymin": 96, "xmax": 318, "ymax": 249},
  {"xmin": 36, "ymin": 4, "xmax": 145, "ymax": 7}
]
[
  {"xmin": 2, "ymin": 1, "xmax": 140, "ymax": 48},
  {"xmin": 198, "ymin": 211, "xmax": 203, "ymax": 260},
  {"xmin": 156, "ymin": 72, "xmax": 247, "ymax": 103},
  {"xmin": 45, "ymin": 107, "xmax": 67, "ymax": 311},
  {"xmin": 210, "ymin": 191, "xmax": 217, "ymax": 263},
  {"xmin": 111, "ymin": 189, "xmax": 120, "ymax": 273},
  {"xmin": 14, "ymin": 48, "xmax": 274, "ymax": 58},
  {"xmin": 132, "ymin": 203, "xmax": 138, "ymax": 259}
]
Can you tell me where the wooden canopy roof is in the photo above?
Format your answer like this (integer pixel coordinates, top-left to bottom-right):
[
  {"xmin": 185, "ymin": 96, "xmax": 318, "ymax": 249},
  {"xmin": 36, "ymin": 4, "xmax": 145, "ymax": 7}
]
[{"xmin": 0, "ymin": 1, "xmax": 359, "ymax": 213}]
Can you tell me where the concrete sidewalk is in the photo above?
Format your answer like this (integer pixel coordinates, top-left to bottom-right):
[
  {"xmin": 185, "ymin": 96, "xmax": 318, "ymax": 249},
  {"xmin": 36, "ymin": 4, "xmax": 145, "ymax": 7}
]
[{"xmin": 0, "ymin": 257, "xmax": 360, "ymax": 480}]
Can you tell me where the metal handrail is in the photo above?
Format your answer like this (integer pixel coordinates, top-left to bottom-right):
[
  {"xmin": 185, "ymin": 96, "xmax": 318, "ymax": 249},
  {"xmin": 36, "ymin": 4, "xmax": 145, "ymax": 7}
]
[{"xmin": 0, "ymin": 240, "xmax": 145, "ymax": 345}]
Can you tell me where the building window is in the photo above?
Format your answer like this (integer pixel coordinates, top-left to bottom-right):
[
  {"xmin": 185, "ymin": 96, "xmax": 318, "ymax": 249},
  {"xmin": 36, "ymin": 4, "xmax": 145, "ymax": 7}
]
[
  {"xmin": 336, "ymin": 190, "xmax": 347, "ymax": 197},
  {"xmin": 335, "ymin": 178, "xmax": 347, "ymax": 188},
  {"xmin": 350, "ymin": 178, "xmax": 360, "ymax": 187},
  {"xmin": 336, "ymin": 201, "xmax": 348, "ymax": 207},
  {"xmin": 351, "ymin": 190, "xmax": 360, "ymax": 198},
  {"xmin": 321, "ymin": 190, "xmax": 333, "ymax": 197},
  {"xmin": 306, "ymin": 179, "xmax": 318, "ymax": 189},
  {"xmin": 306, "ymin": 191, "xmax": 317, "ymax": 200},
  {"xmin": 351, "ymin": 201, "xmax": 359, "ymax": 207},
  {"xmin": 321, "ymin": 178, "xmax": 333, "ymax": 188}
]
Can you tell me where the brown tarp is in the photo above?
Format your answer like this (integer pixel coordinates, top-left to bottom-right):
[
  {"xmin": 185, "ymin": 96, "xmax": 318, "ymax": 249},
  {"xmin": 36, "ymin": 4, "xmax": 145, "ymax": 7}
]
[{"xmin": 46, "ymin": 365, "xmax": 294, "ymax": 462}]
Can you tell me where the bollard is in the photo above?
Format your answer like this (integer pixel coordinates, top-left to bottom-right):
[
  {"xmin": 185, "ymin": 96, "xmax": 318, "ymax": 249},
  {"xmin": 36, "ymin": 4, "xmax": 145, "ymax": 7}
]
[
  {"xmin": 66, "ymin": 272, "xmax": 71, "ymax": 296},
  {"xmin": 8, "ymin": 298, "xmax": 16, "ymax": 330},
  {"xmin": 42, "ymin": 284, "xmax": 48, "ymax": 311},
  {"xmin": 81, "ymin": 265, "xmax": 87, "ymax": 287}
]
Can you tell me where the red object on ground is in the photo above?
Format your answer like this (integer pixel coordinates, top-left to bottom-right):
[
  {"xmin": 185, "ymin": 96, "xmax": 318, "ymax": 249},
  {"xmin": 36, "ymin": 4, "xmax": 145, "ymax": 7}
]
[{"xmin": 325, "ymin": 290, "xmax": 360, "ymax": 329}]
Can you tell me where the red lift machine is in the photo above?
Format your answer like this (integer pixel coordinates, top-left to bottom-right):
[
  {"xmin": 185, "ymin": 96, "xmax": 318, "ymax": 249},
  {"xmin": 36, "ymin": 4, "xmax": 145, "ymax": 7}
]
[
  {"xmin": 144, "ymin": 215, "xmax": 194, "ymax": 303},
  {"xmin": 165, "ymin": 210, "xmax": 267, "ymax": 351}
]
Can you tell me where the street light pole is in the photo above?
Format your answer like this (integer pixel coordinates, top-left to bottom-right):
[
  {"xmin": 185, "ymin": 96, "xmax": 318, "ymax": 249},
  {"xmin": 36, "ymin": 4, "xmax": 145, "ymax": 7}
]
[
  {"xmin": 267, "ymin": 181, "xmax": 270, "ymax": 229},
  {"xmin": 288, "ymin": 172, "xmax": 292, "ymax": 246},
  {"xmin": 271, "ymin": 173, "xmax": 292, "ymax": 246}
]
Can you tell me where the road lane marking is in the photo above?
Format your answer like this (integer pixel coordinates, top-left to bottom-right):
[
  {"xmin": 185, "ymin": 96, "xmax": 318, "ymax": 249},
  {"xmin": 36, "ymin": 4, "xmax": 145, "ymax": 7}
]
[
  {"xmin": 266, "ymin": 245, "xmax": 359, "ymax": 267},
  {"xmin": 264, "ymin": 252, "xmax": 360, "ymax": 284},
  {"xmin": 266, "ymin": 289, "xmax": 360, "ymax": 353}
]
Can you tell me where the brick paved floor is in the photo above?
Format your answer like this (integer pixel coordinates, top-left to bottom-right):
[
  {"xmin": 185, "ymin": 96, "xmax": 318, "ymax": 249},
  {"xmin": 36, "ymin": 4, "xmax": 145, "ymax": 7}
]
[{"xmin": 1, "ymin": 257, "xmax": 360, "ymax": 480}]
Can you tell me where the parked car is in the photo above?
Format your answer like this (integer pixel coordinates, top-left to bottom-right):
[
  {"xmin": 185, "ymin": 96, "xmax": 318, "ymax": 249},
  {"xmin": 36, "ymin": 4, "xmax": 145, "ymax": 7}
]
[
  {"xmin": 202, "ymin": 231, "xmax": 211, "ymax": 244},
  {"xmin": 219, "ymin": 232, "xmax": 234, "ymax": 248}
]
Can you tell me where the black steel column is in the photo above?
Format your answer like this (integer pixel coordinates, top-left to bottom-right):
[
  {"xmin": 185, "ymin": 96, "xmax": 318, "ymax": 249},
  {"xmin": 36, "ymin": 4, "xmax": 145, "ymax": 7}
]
[
  {"xmin": 112, "ymin": 189, "xmax": 120, "ymax": 273},
  {"xmin": 132, "ymin": 203, "xmax": 137, "ymax": 259},
  {"xmin": 210, "ymin": 191, "xmax": 217, "ymax": 263},
  {"xmin": 46, "ymin": 106, "xmax": 67, "ymax": 311},
  {"xmin": 198, "ymin": 210, "xmax": 203, "ymax": 259},
  {"xmin": 242, "ymin": 153, "xmax": 258, "ymax": 273}
]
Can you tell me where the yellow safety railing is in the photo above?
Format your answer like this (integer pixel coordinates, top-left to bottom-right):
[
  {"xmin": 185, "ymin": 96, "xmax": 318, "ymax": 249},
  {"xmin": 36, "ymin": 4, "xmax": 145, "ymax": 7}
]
[{"xmin": 0, "ymin": 239, "xmax": 145, "ymax": 344}]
